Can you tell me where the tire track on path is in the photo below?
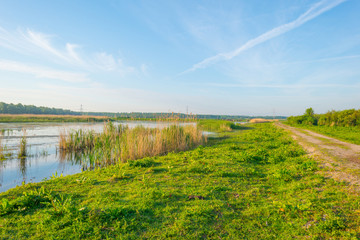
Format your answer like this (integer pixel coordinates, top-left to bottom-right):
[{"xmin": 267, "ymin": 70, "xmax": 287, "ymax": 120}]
[{"xmin": 275, "ymin": 122, "xmax": 360, "ymax": 188}]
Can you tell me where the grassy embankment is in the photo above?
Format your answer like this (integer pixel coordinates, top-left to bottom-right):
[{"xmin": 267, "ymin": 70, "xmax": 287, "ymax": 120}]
[
  {"xmin": 285, "ymin": 122, "xmax": 360, "ymax": 145},
  {"xmin": 0, "ymin": 114, "xmax": 110, "ymax": 123},
  {"xmin": 1, "ymin": 123, "xmax": 360, "ymax": 238}
]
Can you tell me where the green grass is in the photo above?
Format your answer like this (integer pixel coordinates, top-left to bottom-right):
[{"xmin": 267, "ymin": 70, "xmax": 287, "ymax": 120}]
[
  {"xmin": 285, "ymin": 122, "xmax": 360, "ymax": 145},
  {"xmin": 1, "ymin": 123, "xmax": 360, "ymax": 239},
  {"xmin": 197, "ymin": 119, "xmax": 242, "ymax": 132}
]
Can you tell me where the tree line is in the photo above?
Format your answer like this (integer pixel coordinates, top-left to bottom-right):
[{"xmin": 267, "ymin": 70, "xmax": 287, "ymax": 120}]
[
  {"xmin": 287, "ymin": 108, "xmax": 360, "ymax": 127},
  {"xmin": 0, "ymin": 101, "xmax": 287, "ymax": 120},
  {"xmin": 0, "ymin": 102, "xmax": 79, "ymax": 115}
]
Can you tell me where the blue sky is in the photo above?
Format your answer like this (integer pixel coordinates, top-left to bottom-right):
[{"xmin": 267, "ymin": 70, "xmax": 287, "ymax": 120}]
[{"xmin": 0, "ymin": 0, "xmax": 359, "ymax": 116}]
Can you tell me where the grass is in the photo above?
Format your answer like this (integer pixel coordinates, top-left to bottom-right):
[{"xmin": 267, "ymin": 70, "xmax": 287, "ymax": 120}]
[
  {"xmin": 197, "ymin": 119, "xmax": 242, "ymax": 132},
  {"xmin": 59, "ymin": 122, "xmax": 205, "ymax": 168},
  {"xmin": 285, "ymin": 122, "xmax": 360, "ymax": 145},
  {"xmin": 0, "ymin": 114, "xmax": 110, "ymax": 123},
  {"xmin": 1, "ymin": 123, "xmax": 360, "ymax": 239}
]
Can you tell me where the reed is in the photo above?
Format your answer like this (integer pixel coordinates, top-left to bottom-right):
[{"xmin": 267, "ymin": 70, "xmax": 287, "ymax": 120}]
[
  {"xmin": 18, "ymin": 129, "xmax": 27, "ymax": 158},
  {"xmin": 59, "ymin": 122, "xmax": 205, "ymax": 168}
]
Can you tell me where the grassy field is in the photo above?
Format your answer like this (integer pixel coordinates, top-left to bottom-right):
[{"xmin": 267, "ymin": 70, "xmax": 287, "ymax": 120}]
[
  {"xmin": 0, "ymin": 114, "xmax": 110, "ymax": 123},
  {"xmin": 284, "ymin": 122, "xmax": 360, "ymax": 145},
  {"xmin": 1, "ymin": 123, "xmax": 360, "ymax": 239}
]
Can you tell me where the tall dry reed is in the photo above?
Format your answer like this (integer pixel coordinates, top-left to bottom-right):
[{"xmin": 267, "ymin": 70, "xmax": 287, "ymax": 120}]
[{"xmin": 59, "ymin": 122, "xmax": 205, "ymax": 167}]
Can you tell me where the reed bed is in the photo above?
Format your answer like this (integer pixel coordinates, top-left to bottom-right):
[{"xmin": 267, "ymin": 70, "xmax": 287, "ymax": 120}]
[{"xmin": 59, "ymin": 122, "xmax": 205, "ymax": 168}]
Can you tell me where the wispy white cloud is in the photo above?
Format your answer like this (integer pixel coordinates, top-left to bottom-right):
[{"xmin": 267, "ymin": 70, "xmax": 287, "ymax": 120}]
[
  {"xmin": 209, "ymin": 82, "xmax": 358, "ymax": 89},
  {"xmin": 183, "ymin": 0, "xmax": 347, "ymax": 74},
  {"xmin": 0, "ymin": 26, "xmax": 142, "ymax": 75},
  {"xmin": 92, "ymin": 52, "xmax": 135, "ymax": 74},
  {"xmin": 94, "ymin": 52, "xmax": 117, "ymax": 71},
  {"xmin": 0, "ymin": 59, "xmax": 89, "ymax": 83},
  {"xmin": 274, "ymin": 54, "xmax": 360, "ymax": 66}
]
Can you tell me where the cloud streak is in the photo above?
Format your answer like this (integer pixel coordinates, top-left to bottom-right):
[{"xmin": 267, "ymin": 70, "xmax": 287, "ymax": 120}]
[
  {"xmin": 183, "ymin": 0, "xmax": 347, "ymax": 74},
  {"xmin": 209, "ymin": 83, "xmax": 358, "ymax": 89},
  {"xmin": 23, "ymin": 29, "xmax": 83, "ymax": 65},
  {"xmin": 0, "ymin": 59, "xmax": 89, "ymax": 83}
]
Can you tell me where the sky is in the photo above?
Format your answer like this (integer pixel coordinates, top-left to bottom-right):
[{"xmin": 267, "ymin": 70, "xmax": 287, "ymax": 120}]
[{"xmin": 0, "ymin": 0, "xmax": 359, "ymax": 116}]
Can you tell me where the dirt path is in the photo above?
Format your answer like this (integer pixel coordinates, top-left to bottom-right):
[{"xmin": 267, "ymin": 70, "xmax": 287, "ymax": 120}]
[{"xmin": 275, "ymin": 122, "xmax": 360, "ymax": 188}]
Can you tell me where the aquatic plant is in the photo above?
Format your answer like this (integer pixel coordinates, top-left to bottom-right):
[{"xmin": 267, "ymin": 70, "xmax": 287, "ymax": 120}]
[{"xmin": 18, "ymin": 129, "xmax": 27, "ymax": 158}]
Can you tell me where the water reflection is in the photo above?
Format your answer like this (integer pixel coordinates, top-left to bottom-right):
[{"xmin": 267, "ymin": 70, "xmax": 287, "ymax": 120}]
[{"xmin": 19, "ymin": 157, "xmax": 27, "ymax": 182}]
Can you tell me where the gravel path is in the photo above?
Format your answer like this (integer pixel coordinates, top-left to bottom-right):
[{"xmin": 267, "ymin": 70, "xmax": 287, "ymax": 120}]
[{"xmin": 275, "ymin": 122, "xmax": 360, "ymax": 188}]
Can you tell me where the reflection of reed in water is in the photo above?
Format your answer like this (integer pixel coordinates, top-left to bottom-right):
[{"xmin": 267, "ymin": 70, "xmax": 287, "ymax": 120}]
[
  {"xmin": 57, "ymin": 149, "xmax": 91, "ymax": 171},
  {"xmin": 19, "ymin": 156, "xmax": 27, "ymax": 182},
  {"xmin": 0, "ymin": 161, "xmax": 4, "ymax": 187},
  {"xmin": 0, "ymin": 132, "xmax": 5, "ymax": 160}
]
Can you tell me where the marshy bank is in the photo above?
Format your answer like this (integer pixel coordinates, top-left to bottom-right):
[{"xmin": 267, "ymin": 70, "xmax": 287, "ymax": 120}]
[
  {"xmin": 59, "ymin": 122, "xmax": 205, "ymax": 169},
  {"xmin": 0, "ymin": 121, "xmax": 203, "ymax": 192}
]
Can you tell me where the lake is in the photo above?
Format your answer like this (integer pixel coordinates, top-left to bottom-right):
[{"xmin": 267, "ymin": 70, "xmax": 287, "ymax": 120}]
[{"xmin": 0, "ymin": 121, "xmax": 195, "ymax": 192}]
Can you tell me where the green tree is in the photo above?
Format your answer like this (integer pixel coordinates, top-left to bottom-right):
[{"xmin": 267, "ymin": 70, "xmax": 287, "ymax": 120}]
[{"xmin": 305, "ymin": 107, "xmax": 314, "ymax": 117}]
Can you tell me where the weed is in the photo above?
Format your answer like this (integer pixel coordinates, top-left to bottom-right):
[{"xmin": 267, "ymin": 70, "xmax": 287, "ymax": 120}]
[
  {"xmin": 46, "ymin": 193, "xmax": 74, "ymax": 216},
  {"xmin": 50, "ymin": 171, "xmax": 63, "ymax": 179},
  {"xmin": 0, "ymin": 198, "xmax": 11, "ymax": 215}
]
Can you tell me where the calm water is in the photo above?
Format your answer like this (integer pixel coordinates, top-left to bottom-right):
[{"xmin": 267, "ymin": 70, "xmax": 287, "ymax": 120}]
[{"xmin": 0, "ymin": 121, "xmax": 194, "ymax": 193}]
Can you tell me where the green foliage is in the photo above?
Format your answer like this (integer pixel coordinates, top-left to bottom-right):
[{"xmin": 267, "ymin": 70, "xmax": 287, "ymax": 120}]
[
  {"xmin": 0, "ymin": 102, "xmax": 78, "ymax": 115},
  {"xmin": 286, "ymin": 108, "xmax": 360, "ymax": 144},
  {"xmin": 1, "ymin": 123, "xmax": 360, "ymax": 239},
  {"xmin": 288, "ymin": 108, "xmax": 360, "ymax": 127},
  {"xmin": 305, "ymin": 107, "xmax": 314, "ymax": 117},
  {"xmin": 197, "ymin": 119, "xmax": 242, "ymax": 132},
  {"xmin": 128, "ymin": 157, "xmax": 157, "ymax": 168}
]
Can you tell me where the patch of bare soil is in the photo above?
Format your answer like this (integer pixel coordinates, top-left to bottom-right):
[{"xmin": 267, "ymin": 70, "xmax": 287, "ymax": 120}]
[
  {"xmin": 249, "ymin": 118, "xmax": 278, "ymax": 123},
  {"xmin": 275, "ymin": 122, "xmax": 360, "ymax": 188}
]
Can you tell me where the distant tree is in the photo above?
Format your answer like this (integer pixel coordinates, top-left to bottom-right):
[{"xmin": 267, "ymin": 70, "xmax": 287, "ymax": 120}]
[
  {"xmin": 0, "ymin": 102, "xmax": 80, "ymax": 115},
  {"xmin": 305, "ymin": 107, "xmax": 314, "ymax": 117}
]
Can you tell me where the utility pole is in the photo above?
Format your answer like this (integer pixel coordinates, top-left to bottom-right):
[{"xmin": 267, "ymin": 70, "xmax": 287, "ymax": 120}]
[{"xmin": 80, "ymin": 104, "xmax": 83, "ymax": 115}]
